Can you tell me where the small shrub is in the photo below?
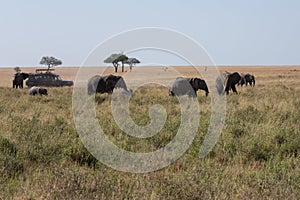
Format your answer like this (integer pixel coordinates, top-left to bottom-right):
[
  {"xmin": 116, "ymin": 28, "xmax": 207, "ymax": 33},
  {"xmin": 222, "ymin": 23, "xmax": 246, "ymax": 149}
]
[{"xmin": 248, "ymin": 143, "xmax": 273, "ymax": 161}]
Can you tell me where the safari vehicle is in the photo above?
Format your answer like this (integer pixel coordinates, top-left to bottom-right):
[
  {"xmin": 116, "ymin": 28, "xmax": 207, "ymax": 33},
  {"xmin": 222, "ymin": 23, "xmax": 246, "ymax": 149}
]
[{"xmin": 25, "ymin": 69, "xmax": 73, "ymax": 87}]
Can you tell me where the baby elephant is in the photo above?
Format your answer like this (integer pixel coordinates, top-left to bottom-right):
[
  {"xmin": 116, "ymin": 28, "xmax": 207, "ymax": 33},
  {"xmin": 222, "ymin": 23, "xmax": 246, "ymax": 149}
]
[
  {"xmin": 169, "ymin": 77, "xmax": 209, "ymax": 97},
  {"xmin": 29, "ymin": 87, "xmax": 48, "ymax": 96}
]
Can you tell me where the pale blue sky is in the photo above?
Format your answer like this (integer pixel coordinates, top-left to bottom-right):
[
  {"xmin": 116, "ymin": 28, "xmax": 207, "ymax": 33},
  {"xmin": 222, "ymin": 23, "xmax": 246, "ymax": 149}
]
[{"xmin": 0, "ymin": 0, "xmax": 299, "ymax": 67}]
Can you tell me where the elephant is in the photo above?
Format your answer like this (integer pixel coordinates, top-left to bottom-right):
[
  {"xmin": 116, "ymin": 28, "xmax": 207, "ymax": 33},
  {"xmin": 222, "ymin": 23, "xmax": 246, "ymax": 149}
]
[
  {"xmin": 87, "ymin": 74, "xmax": 131, "ymax": 95},
  {"xmin": 13, "ymin": 73, "xmax": 29, "ymax": 88},
  {"xmin": 238, "ymin": 73, "xmax": 255, "ymax": 86},
  {"xmin": 169, "ymin": 77, "xmax": 209, "ymax": 97},
  {"xmin": 216, "ymin": 72, "xmax": 241, "ymax": 95},
  {"xmin": 244, "ymin": 73, "xmax": 255, "ymax": 86},
  {"xmin": 29, "ymin": 87, "xmax": 48, "ymax": 96}
]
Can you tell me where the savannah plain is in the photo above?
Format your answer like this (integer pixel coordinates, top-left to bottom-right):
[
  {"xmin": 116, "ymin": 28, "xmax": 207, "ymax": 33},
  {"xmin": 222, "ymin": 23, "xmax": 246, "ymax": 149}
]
[{"xmin": 0, "ymin": 65, "xmax": 299, "ymax": 199}]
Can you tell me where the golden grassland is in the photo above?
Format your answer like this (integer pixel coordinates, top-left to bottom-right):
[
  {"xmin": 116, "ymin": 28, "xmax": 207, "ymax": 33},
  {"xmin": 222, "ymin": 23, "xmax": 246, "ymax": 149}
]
[
  {"xmin": 1, "ymin": 65, "xmax": 300, "ymax": 87},
  {"xmin": 0, "ymin": 66, "xmax": 299, "ymax": 199}
]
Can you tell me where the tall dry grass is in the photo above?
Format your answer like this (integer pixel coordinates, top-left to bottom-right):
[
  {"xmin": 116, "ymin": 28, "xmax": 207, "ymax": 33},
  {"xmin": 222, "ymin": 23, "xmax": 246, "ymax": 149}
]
[{"xmin": 0, "ymin": 72, "xmax": 299, "ymax": 199}]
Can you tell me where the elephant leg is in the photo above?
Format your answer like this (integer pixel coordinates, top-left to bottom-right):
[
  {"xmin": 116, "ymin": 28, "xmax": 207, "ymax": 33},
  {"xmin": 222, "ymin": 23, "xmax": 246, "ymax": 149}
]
[
  {"xmin": 232, "ymin": 85, "xmax": 238, "ymax": 94},
  {"xmin": 224, "ymin": 84, "xmax": 230, "ymax": 95}
]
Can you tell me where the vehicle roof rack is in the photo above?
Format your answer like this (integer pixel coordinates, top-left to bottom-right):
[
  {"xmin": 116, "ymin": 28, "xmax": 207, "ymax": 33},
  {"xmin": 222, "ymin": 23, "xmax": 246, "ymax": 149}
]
[{"xmin": 35, "ymin": 68, "xmax": 55, "ymax": 73}]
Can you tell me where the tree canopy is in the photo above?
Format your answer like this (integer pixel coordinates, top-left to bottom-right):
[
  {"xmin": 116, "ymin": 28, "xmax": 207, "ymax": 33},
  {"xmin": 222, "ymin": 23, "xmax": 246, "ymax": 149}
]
[
  {"xmin": 124, "ymin": 58, "xmax": 140, "ymax": 72},
  {"xmin": 123, "ymin": 58, "xmax": 140, "ymax": 65},
  {"xmin": 40, "ymin": 56, "xmax": 62, "ymax": 71},
  {"xmin": 104, "ymin": 53, "xmax": 140, "ymax": 72},
  {"xmin": 104, "ymin": 53, "xmax": 128, "ymax": 72}
]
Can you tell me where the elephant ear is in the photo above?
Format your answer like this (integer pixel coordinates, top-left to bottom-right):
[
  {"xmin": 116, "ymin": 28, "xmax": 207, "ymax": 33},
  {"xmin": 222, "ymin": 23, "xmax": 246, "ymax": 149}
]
[
  {"xmin": 199, "ymin": 79, "xmax": 206, "ymax": 89},
  {"xmin": 189, "ymin": 78, "xmax": 195, "ymax": 88},
  {"xmin": 191, "ymin": 78, "xmax": 202, "ymax": 90}
]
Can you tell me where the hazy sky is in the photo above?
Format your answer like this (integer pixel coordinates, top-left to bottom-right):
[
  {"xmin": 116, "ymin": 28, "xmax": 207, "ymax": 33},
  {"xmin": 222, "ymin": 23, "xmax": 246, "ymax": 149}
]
[{"xmin": 0, "ymin": 0, "xmax": 299, "ymax": 67}]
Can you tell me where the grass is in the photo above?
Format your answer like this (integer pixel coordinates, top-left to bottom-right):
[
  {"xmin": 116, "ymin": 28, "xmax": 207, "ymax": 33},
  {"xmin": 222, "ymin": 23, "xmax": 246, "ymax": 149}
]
[{"xmin": 0, "ymin": 75, "xmax": 299, "ymax": 199}]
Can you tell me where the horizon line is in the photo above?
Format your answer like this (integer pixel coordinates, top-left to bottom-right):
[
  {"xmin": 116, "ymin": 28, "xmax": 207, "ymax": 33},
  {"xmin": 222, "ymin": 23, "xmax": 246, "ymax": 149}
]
[{"xmin": 1, "ymin": 64, "xmax": 300, "ymax": 68}]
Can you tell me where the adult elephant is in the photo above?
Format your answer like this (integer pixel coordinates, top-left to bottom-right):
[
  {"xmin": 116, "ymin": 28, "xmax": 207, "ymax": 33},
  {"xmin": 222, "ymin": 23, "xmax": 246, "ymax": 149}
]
[
  {"xmin": 244, "ymin": 73, "xmax": 255, "ymax": 86},
  {"xmin": 216, "ymin": 72, "xmax": 241, "ymax": 95},
  {"xmin": 169, "ymin": 77, "xmax": 209, "ymax": 97},
  {"xmin": 13, "ymin": 73, "xmax": 29, "ymax": 88},
  {"xmin": 87, "ymin": 74, "xmax": 131, "ymax": 95},
  {"xmin": 238, "ymin": 73, "xmax": 255, "ymax": 86}
]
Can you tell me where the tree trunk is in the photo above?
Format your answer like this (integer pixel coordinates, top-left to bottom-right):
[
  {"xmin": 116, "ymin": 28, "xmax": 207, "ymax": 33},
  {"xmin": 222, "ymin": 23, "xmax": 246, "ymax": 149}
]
[
  {"xmin": 113, "ymin": 62, "xmax": 118, "ymax": 72},
  {"xmin": 122, "ymin": 62, "xmax": 124, "ymax": 72}
]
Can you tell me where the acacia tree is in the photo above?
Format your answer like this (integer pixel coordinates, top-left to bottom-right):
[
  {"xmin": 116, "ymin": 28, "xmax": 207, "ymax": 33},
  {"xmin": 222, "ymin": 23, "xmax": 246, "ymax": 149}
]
[
  {"xmin": 40, "ymin": 56, "xmax": 62, "ymax": 71},
  {"xmin": 123, "ymin": 58, "xmax": 140, "ymax": 72},
  {"xmin": 104, "ymin": 53, "xmax": 128, "ymax": 72}
]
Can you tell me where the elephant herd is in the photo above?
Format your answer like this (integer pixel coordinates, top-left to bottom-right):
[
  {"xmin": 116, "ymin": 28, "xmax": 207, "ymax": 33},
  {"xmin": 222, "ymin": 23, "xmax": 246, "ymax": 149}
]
[
  {"xmin": 11, "ymin": 71, "xmax": 255, "ymax": 97},
  {"xmin": 215, "ymin": 71, "xmax": 255, "ymax": 95},
  {"xmin": 87, "ymin": 71, "xmax": 255, "ymax": 97}
]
